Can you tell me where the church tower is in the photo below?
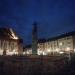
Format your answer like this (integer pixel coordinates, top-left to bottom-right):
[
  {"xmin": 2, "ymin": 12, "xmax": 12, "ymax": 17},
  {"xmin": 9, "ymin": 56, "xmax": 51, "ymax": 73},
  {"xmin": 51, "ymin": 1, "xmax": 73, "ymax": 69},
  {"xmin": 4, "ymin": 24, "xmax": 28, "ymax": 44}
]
[{"xmin": 32, "ymin": 22, "xmax": 38, "ymax": 55}]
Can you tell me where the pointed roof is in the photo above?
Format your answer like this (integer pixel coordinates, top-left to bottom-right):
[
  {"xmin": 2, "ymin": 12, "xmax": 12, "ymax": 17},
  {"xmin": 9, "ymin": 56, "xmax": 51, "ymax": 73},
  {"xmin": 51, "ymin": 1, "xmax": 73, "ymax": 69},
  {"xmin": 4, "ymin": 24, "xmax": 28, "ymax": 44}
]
[{"xmin": 0, "ymin": 27, "xmax": 19, "ymax": 40}]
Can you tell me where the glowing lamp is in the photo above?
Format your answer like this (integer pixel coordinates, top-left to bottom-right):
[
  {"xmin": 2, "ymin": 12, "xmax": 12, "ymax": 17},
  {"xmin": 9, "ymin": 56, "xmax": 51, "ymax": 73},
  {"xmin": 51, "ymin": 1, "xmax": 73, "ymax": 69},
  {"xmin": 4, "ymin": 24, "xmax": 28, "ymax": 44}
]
[
  {"xmin": 23, "ymin": 52, "xmax": 26, "ymax": 55},
  {"xmin": 74, "ymin": 49, "xmax": 75, "ymax": 52},
  {"xmin": 66, "ymin": 47, "xmax": 70, "ymax": 51},
  {"xmin": 59, "ymin": 42, "xmax": 63, "ymax": 46},
  {"xmin": 43, "ymin": 52, "xmax": 47, "ymax": 55},
  {"xmin": 59, "ymin": 51, "xmax": 64, "ymax": 54},
  {"xmin": 47, "ymin": 49, "xmax": 51, "ymax": 52},
  {"xmin": 37, "ymin": 50, "xmax": 43, "ymax": 55},
  {"xmin": 27, "ymin": 51, "xmax": 30, "ymax": 54},
  {"xmin": 55, "ymin": 48, "xmax": 59, "ymax": 52}
]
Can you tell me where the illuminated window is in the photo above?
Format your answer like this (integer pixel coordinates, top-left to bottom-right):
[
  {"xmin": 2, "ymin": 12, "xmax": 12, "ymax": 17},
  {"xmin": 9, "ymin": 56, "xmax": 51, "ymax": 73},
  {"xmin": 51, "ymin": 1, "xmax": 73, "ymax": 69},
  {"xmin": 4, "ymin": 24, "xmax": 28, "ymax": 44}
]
[
  {"xmin": 55, "ymin": 48, "xmax": 59, "ymax": 52},
  {"xmin": 43, "ymin": 52, "xmax": 47, "ymax": 55},
  {"xmin": 47, "ymin": 49, "xmax": 51, "ymax": 52},
  {"xmin": 66, "ymin": 47, "xmax": 70, "ymax": 51},
  {"xmin": 74, "ymin": 49, "xmax": 75, "ymax": 52},
  {"xmin": 59, "ymin": 42, "xmax": 63, "ymax": 46}
]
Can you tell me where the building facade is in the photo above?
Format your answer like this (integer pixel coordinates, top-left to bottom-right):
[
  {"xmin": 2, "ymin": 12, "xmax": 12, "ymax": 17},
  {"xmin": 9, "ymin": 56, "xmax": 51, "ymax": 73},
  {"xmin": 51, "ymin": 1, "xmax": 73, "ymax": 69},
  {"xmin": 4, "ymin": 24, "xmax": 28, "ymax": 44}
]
[
  {"xmin": 23, "ymin": 45, "xmax": 32, "ymax": 55},
  {"xmin": 0, "ymin": 28, "xmax": 23, "ymax": 55},
  {"xmin": 24, "ymin": 31, "xmax": 75, "ymax": 56}
]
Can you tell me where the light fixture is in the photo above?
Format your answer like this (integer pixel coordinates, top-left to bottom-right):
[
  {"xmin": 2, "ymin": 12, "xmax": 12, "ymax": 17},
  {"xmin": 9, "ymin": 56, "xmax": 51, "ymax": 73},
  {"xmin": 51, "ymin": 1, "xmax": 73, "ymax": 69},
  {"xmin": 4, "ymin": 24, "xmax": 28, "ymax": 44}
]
[
  {"xmin": 55, "ymin": 48, "xmax": 59, "ymax": 52},
  {"xmin": 43, "ymin": 52, "xmax": 47, "ymax": 55},
  {"xmin": 23, "ymin": 52, "xmax": 26, "ymax": 55},
  {"xmin": 47, "ymin": 49, "xmax": 51, "ymax": 52},
  {"xmin": 27, "ymin": 51, "xmax": 30, "ymax": 54},
  {"xmin": 14, "ymin": 52, "xmax": 18, "ymax": 55},
  {"xmin": 37, "ymin": 50, "xmax": 43, "ymax": 55},
  {"xmin": 74, "ymin": 48, "xmax": 75, "ymax": 52},
  {"xmin": 66, "ymin": 47, "xmax": 70, "ymax": 51},
  {"xmin": 59, "ymin": 51, "xmax": 64, "ymax": 54},
  {"xmin": 59, "ymin": 42, "xmax": 63, "ymax": 46}
]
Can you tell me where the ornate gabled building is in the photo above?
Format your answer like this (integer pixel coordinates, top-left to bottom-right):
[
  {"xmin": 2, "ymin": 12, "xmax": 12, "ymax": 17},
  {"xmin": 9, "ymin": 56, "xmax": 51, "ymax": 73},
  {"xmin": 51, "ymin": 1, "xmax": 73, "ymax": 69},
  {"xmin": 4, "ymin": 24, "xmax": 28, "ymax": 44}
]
[
  {"xmin": 23, "ymin": 31, "xmax": 75, "ymax": 56},
  {"xmin": 0, "ymin": 28, "xmax": 23, "ymax": 55}
]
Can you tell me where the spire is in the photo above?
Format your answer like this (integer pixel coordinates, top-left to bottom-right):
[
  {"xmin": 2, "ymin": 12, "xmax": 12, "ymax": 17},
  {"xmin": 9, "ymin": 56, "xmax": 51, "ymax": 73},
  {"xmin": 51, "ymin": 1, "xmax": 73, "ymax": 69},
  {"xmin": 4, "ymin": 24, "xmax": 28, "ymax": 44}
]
[
  {"xmin": 32, "ymin": 22, "xmax": 37, "ymax": 35},
  {"xmin": 32, "ymin": 22, "xmax": 38, "ymax": 55}
]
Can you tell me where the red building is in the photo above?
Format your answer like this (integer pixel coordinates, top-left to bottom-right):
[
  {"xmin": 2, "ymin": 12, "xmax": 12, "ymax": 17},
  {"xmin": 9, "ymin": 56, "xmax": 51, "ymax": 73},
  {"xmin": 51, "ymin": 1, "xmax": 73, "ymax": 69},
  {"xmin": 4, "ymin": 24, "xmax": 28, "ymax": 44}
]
[{"xmin": 0, "ymin": 28, "xmax": 23, "ymax": 55}]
